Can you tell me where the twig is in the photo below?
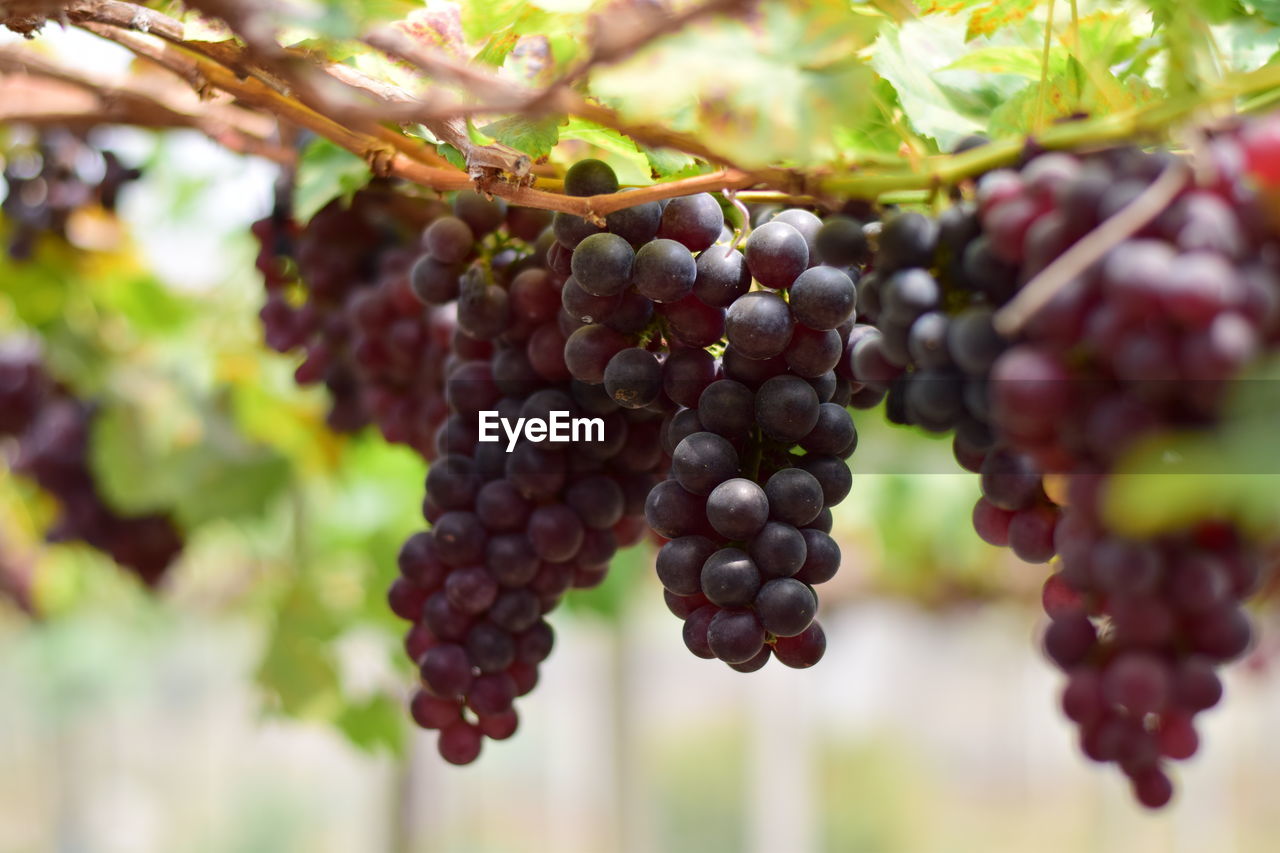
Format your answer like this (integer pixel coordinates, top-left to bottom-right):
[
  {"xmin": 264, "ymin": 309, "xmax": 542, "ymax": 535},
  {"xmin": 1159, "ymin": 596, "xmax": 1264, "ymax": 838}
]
[
  {"xmin": 993, "ymin": 160, "xmax": 1188, "ymax": 336},
  {"xmin": 0, "ymin": 45, "xmax": 292, "ymax": 162},
  {"xmin": 74, "ymin": 22, "xmax": 767, "ymax": 214}
]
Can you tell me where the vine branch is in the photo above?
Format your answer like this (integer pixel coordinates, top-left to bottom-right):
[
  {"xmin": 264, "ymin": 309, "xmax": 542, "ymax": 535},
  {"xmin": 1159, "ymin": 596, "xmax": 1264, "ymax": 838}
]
[{"xmin": 3, "ymin": 0, "xmax": 1279, "ymax": 216}]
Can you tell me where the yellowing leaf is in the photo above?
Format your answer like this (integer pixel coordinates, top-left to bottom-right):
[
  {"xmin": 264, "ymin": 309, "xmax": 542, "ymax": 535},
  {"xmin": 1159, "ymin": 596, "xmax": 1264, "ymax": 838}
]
[{"xmin": 966, "ymin": 0, "xmax": 1038, "ymax": 41}]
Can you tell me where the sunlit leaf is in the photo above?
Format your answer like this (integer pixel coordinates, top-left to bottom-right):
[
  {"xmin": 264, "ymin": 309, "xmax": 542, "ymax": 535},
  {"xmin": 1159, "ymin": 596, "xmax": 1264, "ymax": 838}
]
[{"xmin": 295, "ymin": 138, "xmax": 371, "ymax": 221}]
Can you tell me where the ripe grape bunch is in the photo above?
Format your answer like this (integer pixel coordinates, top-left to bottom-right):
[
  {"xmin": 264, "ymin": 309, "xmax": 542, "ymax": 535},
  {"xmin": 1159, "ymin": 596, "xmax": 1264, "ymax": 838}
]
[
  {"xmin": 251, "ymin": 183, "xmax": 455, "ymax": 451},
  {"xmin": 0, "ymin": 341, "xmax": 184, "ymax": 586},
  {"xmin": 849, "ymin": 119, "xmax": 1280, "ymax": 808},
  {"xmin": 384, "ymin": 178, "xmax": 672, "ymax": 765}
]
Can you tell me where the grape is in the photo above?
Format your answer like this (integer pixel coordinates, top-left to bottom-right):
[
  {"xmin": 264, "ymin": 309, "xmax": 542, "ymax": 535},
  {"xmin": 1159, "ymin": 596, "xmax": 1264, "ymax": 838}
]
[
  {"xmin": 682, "ymin": 605, "xmax": 718, "ymax": 658},
  {"xmin": 772, "ymin": 622, "xmax": 826, "ymax": 668},
  {"xmin": 527, "ymin": 504, "xmax": 585, "ymax": 562},
  {"xmin": 659, "ymin": 193, "xmax": 725, "ymax": 252},
  {"xmin": 438, "ymin": 722, "xmax": 484, "ymax": 764},
  {"xmin": 876, "ymin": 212, "xmax": 938, "ymax": 273},
  {"xmin": 421, "ymin": 644, "xmax": 474, "ymax": 697},
  {"xmin": 701, "ymin": 548, "xmax": 762, "ymax": 606},
  {"xmin": 725, "ymin": 291, "xmax": 794, "ymax": 359},
  {"xmin": 645, "ymin": 479, "xmax": 706, "ymax": 539},
  {"xmin": 784, "ymin": 327, "xmax": 843, "ymax": 378},
  {"xmin": 794, "ymin": 529, "xmax": 839, "ymax": 585},
  {"xmin": 697, "ymin": 380, "xmax": 756, "ymax": 442},
  {"xmin": 800, "ymin": 402, "xmax": 857, "ymax": 457},
  {"xmin": 790, "ymin": 266, "xmax": 857, "ymax": 330},
  {"xmin": 707, "ymin": 609, "xmax": 766, "ymax": 663},
  {"xmin": 748, "ymin": 522, "xmax": 806, "ymax": 578},
  {"xmin": 694, "ymin": 247, "xmax": 752, "ymax": 307},
  {"xmin": 662, "ymin": 347, "xmax": 716, "ymax": 408},
  {"xmin": 466, "ymin": 622, "xmax": 516, "ymax": 673},
  {"xmin": 454, "ymin": 191, "xmax": 507, "ymax": 237},
  {"xmin": 764, "ymin": 468, "xmax": 824, "ymax": 527},
  {"xmin": 795, "ymin": 454, "xmax": 851, "ymax": 507},
  {"xmin": 633, "ymin": 238, "xmax": 697, "ymax": 303},
  {"xmin": 425, "ymin": 216, "xmax": 475, "ymax": 264},
  {"xmin": 660, "ymin": 294, "xmax": 725, "ymax": 347},
  {"xmin": 606, "ymin": 199, "xmax": 663, "ymax": 247},
  {"xmin": 815, "ymin": 216, "xmax": 869, "ymax": 268},
  {"xmin": 603, "ymin": 348, "xmax": 663, "ymax": 409},
  {"xmin": 411, "ymin": 255, "xmax": 462, "ymax": 305},
  {"xmin": 564, "ymin": 159, "xmax": 619, "ymax": 196},
  {"xmin": 672, "ymin": 431, "xmax": 740, "ymax": 495},
  {"xmin": 729, "ymin": 647, "xmax": 773, "ymax": 673},
  {"xmin": 744, "ymin": 221, "xmax": 809, "ymax": 288},
  {"xmin": 754, "ymin": 578, "xmax": 818, "ymax": 637},
  {"xmin": 571, "ymin": 232, "xmax": 635, "ymax": 297},
  {"xmin": 755, "ymin": 375, "xmax": 820, "ymax": 441},
  {"xmin": 564, "ymin": 324, "xmax": 629, "ymax": 384},
  {"xmin": 488, "ymin": 589, "xmax": 541, "ymax": 633},
  {"xmin": 657, "ymin": 535, "xmax": 719, "ymax": 596},
  {"xmin": 561, "ymin": 275, "xmax": 621, "ymax": 324},
  {"xmin": 706, "ymin": 478, "xmax": 770, "ymax": 540},
  {"xmin": 553, "ymin": 212, "xmax": 603, "ymax": 249}
]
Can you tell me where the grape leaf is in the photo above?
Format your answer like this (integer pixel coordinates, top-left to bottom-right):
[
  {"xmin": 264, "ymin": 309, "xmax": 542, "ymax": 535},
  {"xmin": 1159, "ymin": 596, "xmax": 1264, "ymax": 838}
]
[
  {"xmin": 870, "ymin": 21, "xmax": 985, "ymax": 148},
  {"xmin": 479, "ymin": 114, "xmax": 563, "ymax": 160},
  {"xmin": 295, "ymin": 138, "xmax": 371, "ymax": 221},
  {"xmin": 641, "ymin": 146, "xmax": 702, "ymax": 179},
  {"xmin": 91, "ymin": 395, "xmax": 290, "ymax": 528},
  {"xmin": 558, "ymin": 118, "xmax": 653, "ymax": 184},
  {"xmin": 336, "ymin": 694, "xmax": 406, "ymax": 753}
]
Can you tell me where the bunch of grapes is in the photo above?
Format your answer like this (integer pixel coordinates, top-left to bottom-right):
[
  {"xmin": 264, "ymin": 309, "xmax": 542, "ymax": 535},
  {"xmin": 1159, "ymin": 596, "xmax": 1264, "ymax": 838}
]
[
  {"xmin": 251, "ymin": 184, "xmax": 451, "ymax": 447},
  {"xmin": 546, "ymin": 161, "xmax": 860, "ymax": 670},
  {"xmin": 0, "ymin": 342, "xmax": 184, "ymax": 586},
  {"xmin": 848, "ymin": 122, "xmax": 1280, "ymax": 806},
  {"xmin": 2, "ymin": 128, "xmax": 141, "ymax": 260},
  {"xmin": 388, "ymin": 185, "xmax": 668, "ymax": 764}
]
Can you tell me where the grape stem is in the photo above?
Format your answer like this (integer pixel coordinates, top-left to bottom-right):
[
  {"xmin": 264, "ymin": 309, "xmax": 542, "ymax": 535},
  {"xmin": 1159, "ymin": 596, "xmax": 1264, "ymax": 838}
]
[
  {"xmin": 722, "ymin": 190, "xmax": 751, "ymax": 254},
  {"xmin": 992, "ymin": 158, "xmax": 1189, "ymax": 336}
]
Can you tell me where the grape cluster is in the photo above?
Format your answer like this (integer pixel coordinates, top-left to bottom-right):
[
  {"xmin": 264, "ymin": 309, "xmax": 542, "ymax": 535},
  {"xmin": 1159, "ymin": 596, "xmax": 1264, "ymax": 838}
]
[
  {"xmin": 2, "ymin": 129, "xmax": 141, "ymax": 260},
  {"xmin": 850, "ymin": 124, "xmax": 1280, "ymax": 806},
  {"xmin": 383, "ymin": 182, "xmax": 673, "ymax": 764},
  {"xmin": 0, "ymin": 342, "xmax": 183, "ymax": 586},
  {"xmin": 542, "ymin": 162, "xmax": 860, "ymax": 670},
  {"xmin": 251, "ymin": 184, "xmax": 454, "ymax": 447}
]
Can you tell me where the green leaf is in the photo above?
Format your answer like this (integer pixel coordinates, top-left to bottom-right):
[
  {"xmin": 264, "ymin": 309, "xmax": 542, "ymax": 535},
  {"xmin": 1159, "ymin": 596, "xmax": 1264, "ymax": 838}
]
[
  {"xmin": 558, "ymin": 118, "xmax": 653, "ymax": 184},
  {"xmin": 478, "ymin": 114, "xmax": 563, "ymax": 160},
  {"xmin": 1102, "ymin": 357, "xmax": 1280, "ymax": 538},
  {"xmin": 336, "ymin": 694, "xmax": 406, "ymax": 754},
  {"xmin": 640, "ymin": 146, "xmax": 701, "ymax": 179},
  {"xmin": 257, "ymin": 578, "xmax": 343, "ymax": 719},
  {"xmin": 294, "ymin": 138, "xmax": 371, "ymax": 221},
  {"xmin": 91, "ymin": 394, "xmax": 291, "ymax": 528},
  {"xmin": 870, "ymin": 21, "xmax": 985, "ymax": 148},
  {"xmin": 565, "ymin": 543, "xmax": 651, "ymax": 620}
]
